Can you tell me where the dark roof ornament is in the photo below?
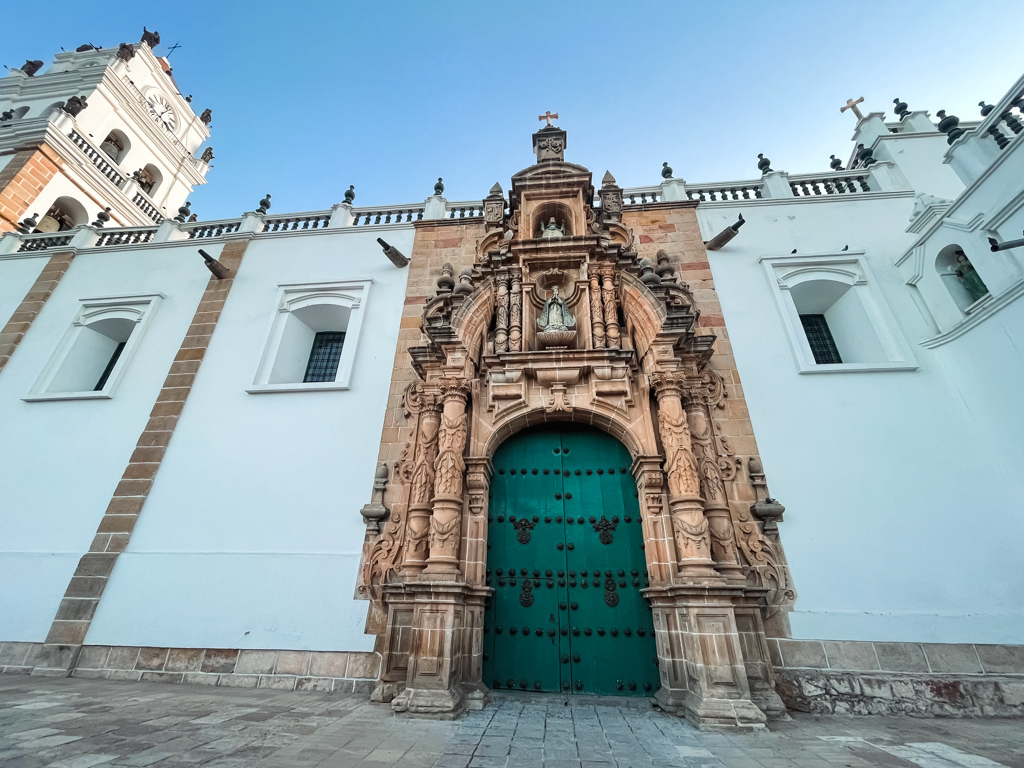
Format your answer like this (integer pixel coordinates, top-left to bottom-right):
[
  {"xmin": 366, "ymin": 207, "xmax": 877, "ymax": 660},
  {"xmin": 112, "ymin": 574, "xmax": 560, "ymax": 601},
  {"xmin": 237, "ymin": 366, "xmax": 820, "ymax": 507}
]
[
  {"xmin": 434, "ymin": 177, "xmax": 444, "ymax": 196},
  {"xmin": 141, "ymin": 27, "xmax": 161, "ymax": 48},
  {"xmin": 200, "ymin": 147, "xmax": 214, "ymax": 163},
  {"xmin": 18, "ymin": 213, "xmax": 39, "ymax": 234},
  {"xmin": 257, "ymin": 194, "xmax": 271, "ymax": 215},
  {"xmin": 601, "ymin": 171, "xmax": 616, "ymax": 187},
  {"xmin": 979, "ymin": 101, "xmax": 995, "ymax": 117},
  {"xmin": 20, "ymin": 60, "xmax": 44, "ymax": 77},
  {"xmin": 76, "ymin": 44, "xmax": 99, "ymax": 52},
  {"xmin": 436, "ymin": 262, "xmax": 455, "ymax": 294},
  {"xmin": 0, "ymin": 110, "xmax": 13, "ymax": 122},
  {"xmin": 175, "ymin": 201, "xmax": 192, "ymax": 222},
  {"xmin": 92, "ymin": 207, "xmax": 111, "ymax": 228},
  {"xmin": 757, "ymin": 153, "xmax": 772, "ymax": 175},
  {"xmin": 661, "ymin": 162, "xmax": 673, "ymax": 179},
  {"xmin": 936, "ymin": 110, "xmax": 966, "ymax": 145},
  {"xmin": 62, "ymin": 95, "xmax": 88, "ymax": 117},
  {"xmin": 116, "ymin": 43, "xmax": 136, "ymax": 62},
  {"xmin": 829, "ymin": 154, "xmax": 843, "ymax": 171},
  {"xmin": 855, "ymin": 143, "xmax": 876, "ymax": 167},
  {"xmin": 893, "ymin": 98, "xmax": 909, "ymax": 121},
  {"xmin": 199, "ymin": 109, "xmax": 212, "ymax": 126},
  {"xmin": 343, "ymin": 185, "xmax": 355, "ymax": 204}
]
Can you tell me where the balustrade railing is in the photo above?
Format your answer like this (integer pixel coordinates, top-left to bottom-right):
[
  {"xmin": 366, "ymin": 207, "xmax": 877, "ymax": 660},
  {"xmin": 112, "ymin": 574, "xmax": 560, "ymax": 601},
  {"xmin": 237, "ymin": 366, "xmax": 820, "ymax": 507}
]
[
  {"xmin": 974, "ymin": 76, "xmax": 1024, "ymax": 152},
  {"xmin": 789, "ymin": 172, "xmax": 871, "ymax": 195},
  {"xmin": 96, "ymin": 227, "xmax": 157, "ymax": 246},
  {"xmin": 68, "ymin": 129, "xmax": 126, "ymax": 187},
  {"xmin": 686, "ymin": 183, "xmax": 762, "ymax": 202},
  {"xmin": 262, "ymin": 212, "xmax": 331, "ymax": 232},
  {"xmin": 351, "ymin": 206, "xmax": 425, "ymax": 225},
  {"xmin": 132, "ymin": 192, "xmax": 164, "ymax": 224},
  {"xmin": 18, "ymin": 233, "xmax": 74, "ymax": 252},
  {"xmin": 622, "ymin": 187, "xmax": 662, "ymax": 205},
  {"xmin": 446, "ymin": 202, "xmax": 484, "ymax": 218},
  {"xmin": 188, "ymin": 220, "xmax": 241, "ymax": 238}
]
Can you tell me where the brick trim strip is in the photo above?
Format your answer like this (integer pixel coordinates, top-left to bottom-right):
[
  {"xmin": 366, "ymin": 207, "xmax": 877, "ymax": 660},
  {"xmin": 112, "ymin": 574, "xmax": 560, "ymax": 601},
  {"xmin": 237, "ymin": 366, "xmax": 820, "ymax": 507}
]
[
  {"xmin": 31, "ymin": 240, "xmax": 249, "ymax": 676},
  {"xmin": 0, "ymin": 145, "xmax": 63, "ymax": 232},
  {"xmin": 0, "ymin": 251, "xmax": 75, "ymax": 375}
]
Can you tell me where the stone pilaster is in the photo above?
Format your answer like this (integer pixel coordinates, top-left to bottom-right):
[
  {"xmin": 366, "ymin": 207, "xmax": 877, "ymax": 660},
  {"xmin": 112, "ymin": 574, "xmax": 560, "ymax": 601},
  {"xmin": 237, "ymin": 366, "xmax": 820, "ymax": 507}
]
[
  {"xmin": 494, "ymin": 272, "xmax": 509, "ymax": 354},
  {"xmin": 424, "ymin": 380, "xmax": 470, "ymax": 574},
  {"xmin": 462, "ymin": 458, "xmax": 493, "ymax": 587},
  {"xmin": 632, "ymin": 457, "xmax": 678, "ymax": 585},
  {"xmin": 651, "ymin": 373, "xmax": 718, "ymax": 579},
  {"xmin": 402, "ymin": 396, "xmax": 441, "ymax": 573}
]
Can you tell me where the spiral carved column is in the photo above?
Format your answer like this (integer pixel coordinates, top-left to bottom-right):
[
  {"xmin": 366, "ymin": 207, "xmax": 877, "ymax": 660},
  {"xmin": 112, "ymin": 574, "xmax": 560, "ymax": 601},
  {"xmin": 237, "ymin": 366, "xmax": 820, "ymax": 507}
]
[
  {"xmin": 509, "ymin": 272, "xmax": 522, "ymax": 352},
  {"xmin": 401, "ymin": 396, "xmax": 441, "ymax": 573},
  {"xmin": 424, "ymin": 381, "xmax": 470, "ymax": 573},
  {"xmin": 602, "ymin": 271, "xmax": 620, "ymax": 348},
  {"xmin": 589, "ymin": 273, "xmax": 606, "ymax": 349}
]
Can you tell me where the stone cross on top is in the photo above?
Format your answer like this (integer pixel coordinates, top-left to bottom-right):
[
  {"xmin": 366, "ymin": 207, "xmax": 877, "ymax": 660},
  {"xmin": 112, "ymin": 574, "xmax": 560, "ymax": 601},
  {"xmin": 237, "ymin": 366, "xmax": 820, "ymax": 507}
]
[
  {"xmin": 538, "ymin": 111, "xmax": 559, "ymax": 126},
  {"xmin": 841, "ymin": 97, "xmax": 865, "ymax": 120}
]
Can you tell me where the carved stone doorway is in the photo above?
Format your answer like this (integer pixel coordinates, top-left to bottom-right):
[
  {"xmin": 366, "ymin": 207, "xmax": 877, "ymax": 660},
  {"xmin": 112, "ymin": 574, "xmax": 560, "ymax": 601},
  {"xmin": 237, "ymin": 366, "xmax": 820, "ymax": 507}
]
[{"xmin": 484, "ymin": 424, "xmax": 659, "ymax": 697}]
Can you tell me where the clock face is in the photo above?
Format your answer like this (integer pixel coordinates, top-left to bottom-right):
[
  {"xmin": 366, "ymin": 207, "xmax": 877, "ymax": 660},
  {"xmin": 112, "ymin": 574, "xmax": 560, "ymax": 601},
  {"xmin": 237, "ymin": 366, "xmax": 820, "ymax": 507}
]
[{"xmin": 146, "ymin": 94, "xmax": 176, "ymax": 131}]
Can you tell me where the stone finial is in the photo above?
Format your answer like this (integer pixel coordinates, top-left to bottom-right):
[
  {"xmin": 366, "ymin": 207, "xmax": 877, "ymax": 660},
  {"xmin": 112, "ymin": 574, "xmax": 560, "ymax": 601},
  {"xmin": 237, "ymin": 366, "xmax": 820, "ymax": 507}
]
[
  {"xmin": 757, "ymin": 153, "xmax": 772, "ymax": 175},
  {"xmin": 655, "ymin": 250, "xmax": 676, "ymax": 282},
  {"xmin": 453, "ymin": 268, "xmax": 474, "ymax": 295},
  {"xmin": 17, "ymin": 213, "xmax": 38, "ymax": 234},
  {"xmin": 257, "ymin": 194, "xmax": 271, "ymax": 215},
  {"xmin": 0, "ymin": 110, "xmax": 13, "ymax": 122},
  {"xmin": 661, "ymin": 162, "xmax": 673, "ymax": 179},
  {"xmin": 434, "ymin": 177, "xmax": 445, "ymax": 196},
  {"xmin": 936, "ymin": 110, "xmax": 965, "ymax": 145},
  {"xmin": 979, "ymin": 101, "xmax": 995, "ymax": 117},
  {"xmin": 829, "ymin": 154, "xmax": 843, "ymax": 171},
  {"xmin": 638, "ymin": 258, "xmax": 661, "ymax": 286},
  {"xmin": 359, "ymin": 463, "xmax": 391, "ymax": 533},
  {"xmin": 436, "ymin": 262, "xmax": 455, "ymax": 294},
  {"xmin": 344, "ymin": 185, "xmax": 355, "ymax": 204},
  {"xmin": 174, "ymin": 201, "xmax": 191, "ymax": 223},
  {"xmin": 92, "ymin": 207, "xmax": 111, "ymax": 228},
  {"xmin": 893, "ymin": 98, "xmax": 909, "ymax": 120},
  {"xmin": 601, "ymin": 171, "xmax": 616, "ymax": 187},
  {"xmin": 855, "ymin": 144, "xmax": 876, "ymax": 167},
  {"xmin": 488, "ymin": 182, "xmax": 503, "ymax": 196}
]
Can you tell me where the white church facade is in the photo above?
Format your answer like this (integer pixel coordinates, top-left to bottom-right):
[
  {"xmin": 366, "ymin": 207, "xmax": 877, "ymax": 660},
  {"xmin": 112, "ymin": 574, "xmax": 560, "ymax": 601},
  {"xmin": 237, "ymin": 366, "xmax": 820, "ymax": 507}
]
[{"xmin": 0, "ymin": 37, "xmax": 1022, "ymax": 726}]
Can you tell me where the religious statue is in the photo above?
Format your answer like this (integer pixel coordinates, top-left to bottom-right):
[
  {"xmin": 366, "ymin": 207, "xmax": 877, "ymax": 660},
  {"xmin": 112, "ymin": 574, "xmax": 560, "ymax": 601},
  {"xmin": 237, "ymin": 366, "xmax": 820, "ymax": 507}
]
[
  {"xmin": 955, "ymin": 253, "xmax": 989, "ymax": 303},
  {"xmin": 63, "ymin": 95, "xmax": 89, "ymax": 117},
  {"xmin": 20, "ymin": 60, "xmax": 44, "ymax": 77},
  {"xmin": 536, "ymin": 286, "xmax": 576, "ymax": 348},
  {"xmin": 200, "ymin": 109, "xmax": 212, "ymax": 126},
  {"xmin": 116, "ymin": 43, "xmax": 136, "ymax": 62},
  {"xmin": 200, "ymin": 146, "xmax": 214, "ymax": 162},
  {"xmin": 540, "ymin": 217, "xmax": 565, "ymax": 239}
]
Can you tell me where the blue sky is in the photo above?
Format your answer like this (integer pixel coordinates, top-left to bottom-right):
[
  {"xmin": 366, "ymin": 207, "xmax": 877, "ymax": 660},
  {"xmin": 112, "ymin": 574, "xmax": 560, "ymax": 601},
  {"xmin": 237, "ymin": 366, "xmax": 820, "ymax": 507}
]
[{"xmin": 8, "ymin": 0, "xmax": 1024, "ymax": 219}]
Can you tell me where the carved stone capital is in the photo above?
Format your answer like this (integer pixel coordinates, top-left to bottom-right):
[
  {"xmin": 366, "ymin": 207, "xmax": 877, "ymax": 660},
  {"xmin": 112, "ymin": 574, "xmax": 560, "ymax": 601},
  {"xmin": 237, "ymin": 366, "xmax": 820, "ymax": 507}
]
[
  {"xmin": 438, "ymin": 378, "xmax": 471, "ymax": 404},
  {"xmin": 650, "ymin": 371, "xmax": 687, "ymax": 400}
]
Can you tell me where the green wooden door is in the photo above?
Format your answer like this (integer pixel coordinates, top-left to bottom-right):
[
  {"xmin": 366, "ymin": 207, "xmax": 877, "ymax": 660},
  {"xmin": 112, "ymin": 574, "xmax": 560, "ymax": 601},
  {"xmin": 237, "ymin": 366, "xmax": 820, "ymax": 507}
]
[{"xmin": 483, "ymin": 425, "xmax": 658, "ymax": 697}]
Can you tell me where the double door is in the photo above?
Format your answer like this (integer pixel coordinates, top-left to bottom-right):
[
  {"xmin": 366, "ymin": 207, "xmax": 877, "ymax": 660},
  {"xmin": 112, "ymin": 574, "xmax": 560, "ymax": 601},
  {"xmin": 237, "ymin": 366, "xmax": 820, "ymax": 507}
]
[{"xmin": 483, "ymin": 425, "xmax": 659, "ymax": 696}]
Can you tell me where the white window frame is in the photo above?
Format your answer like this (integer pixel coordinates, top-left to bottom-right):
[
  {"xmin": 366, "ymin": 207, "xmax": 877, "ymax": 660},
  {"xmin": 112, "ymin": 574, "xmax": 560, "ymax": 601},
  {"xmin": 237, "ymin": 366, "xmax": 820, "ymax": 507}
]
[
  {"xmin": 23, "ymin": 293, "xmax": 164, "ymax": 401},
  {"xmin": 760, "ymin": 252, "xmax": 917, "ymax": 374},
  {"xmin": 247, "ymin": 279, "xmax": 372, "ymax": 394}
]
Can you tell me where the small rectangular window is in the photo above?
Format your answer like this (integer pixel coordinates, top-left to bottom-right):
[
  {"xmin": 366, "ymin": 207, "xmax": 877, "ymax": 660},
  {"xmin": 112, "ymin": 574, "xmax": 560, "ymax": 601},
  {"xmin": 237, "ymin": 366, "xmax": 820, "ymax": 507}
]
[
  {"xmin": 303, "ymin": 331, "xmax": 346, "ymax": 383},
  {"xmin": 94, "ymin": 341, "xmax": 127, "ymax": 391},
  {"xmin": 800, "ymin": 314, "xmax": 842, "ymax": 364}
]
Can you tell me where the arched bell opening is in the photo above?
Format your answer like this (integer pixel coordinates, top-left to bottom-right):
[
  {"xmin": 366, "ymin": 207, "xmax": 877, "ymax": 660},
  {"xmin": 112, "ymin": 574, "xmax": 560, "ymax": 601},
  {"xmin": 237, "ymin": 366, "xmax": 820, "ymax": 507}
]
[
  {"xmin": 99, "ymin": 129, "xmax": 131, "ymax": 164},
  {"xmin": 482, "ymin": 422, "xmax": 658, "ymax": 697},
  {"xmin": 35, "ymin": 196, "xmax": 88, "ymax": 232}
]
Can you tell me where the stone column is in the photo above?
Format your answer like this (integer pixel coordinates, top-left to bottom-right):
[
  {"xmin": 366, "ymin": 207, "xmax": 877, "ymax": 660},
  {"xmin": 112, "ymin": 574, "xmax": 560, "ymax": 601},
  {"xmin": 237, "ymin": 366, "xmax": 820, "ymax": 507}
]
[
  {"xmin": 651, "ymin": 373, "xmax": 718, "ymax": 579},
  {"xmin": 462, "ymin": 458, "xmax": 493, "ymax": 587},
  {"xmin": 632, "ymin": 457, "xmax": 678, "ymax": 585},
  {"xmin": 495, "ymin": 272, "xmax": 509, "ymax": 354},
  {"xmin": 602, "ymin": 271, "xmax": 620, "ymax": 348},
  {"xmin": 402, "ymin": 397, "xmax": 441, "ymax": 573},
  {"xmin": 589, "ymin": 273, "xmax": 606, "ymax": 349},
  {"xmin": 508, "ymin": 272, "xmax": 522, "ymax": 352},
  {"xmin": 684, "ymin": 397, "xmax": 745, "ymax": 583},
  {"xmin": 424, "ymin": 381, "xmax": 469, "ymax": 574}
]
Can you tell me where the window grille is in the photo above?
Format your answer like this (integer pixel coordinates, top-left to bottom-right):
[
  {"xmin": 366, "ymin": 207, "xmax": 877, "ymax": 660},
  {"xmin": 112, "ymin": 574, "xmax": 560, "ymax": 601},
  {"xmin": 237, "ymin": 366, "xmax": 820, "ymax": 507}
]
[
  {"xmin": 94, "ymin": 341, "xmax": 127, "ymax": 391},
  {"xmin": 799, "ymin": 315, "xmax": 842, "ymax": 364},
  {"xmin": 303, "ymin": 331, "xmax": 346, "ymax": 383}
]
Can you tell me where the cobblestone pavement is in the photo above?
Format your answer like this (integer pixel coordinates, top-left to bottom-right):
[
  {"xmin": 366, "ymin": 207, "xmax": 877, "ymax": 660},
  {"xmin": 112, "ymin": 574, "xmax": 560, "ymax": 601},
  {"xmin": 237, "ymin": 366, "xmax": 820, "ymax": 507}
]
[{"xmin": 0, "ymin": 677, "xmax": 1022, "ymax": 768}]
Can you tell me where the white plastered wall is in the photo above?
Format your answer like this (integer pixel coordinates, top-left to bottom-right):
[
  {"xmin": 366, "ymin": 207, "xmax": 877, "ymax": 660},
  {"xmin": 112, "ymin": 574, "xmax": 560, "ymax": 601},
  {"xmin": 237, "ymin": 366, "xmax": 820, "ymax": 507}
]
[
  {"xmin": 87, "ymin": 227, "xmax": 413, "ymax": 652},
  {"xmin": 0, "ymin": 245, "xmax": 211, "ymax": 641},
  {"xmin": 0, "ymin": 254, "xmax": 48, "ymax": 325},
  {"xmin": 699, "ymin": 196, "xmax": 1024, "ymax": 644}
]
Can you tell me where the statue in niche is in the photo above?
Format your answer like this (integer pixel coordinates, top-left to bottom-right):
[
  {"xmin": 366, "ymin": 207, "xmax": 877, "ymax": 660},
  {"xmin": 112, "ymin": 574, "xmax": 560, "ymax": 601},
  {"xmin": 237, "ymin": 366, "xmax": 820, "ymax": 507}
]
[
  {"xmin": 955, "ymin": 252, "xmax": 989, "ymax": 303},
  {"xmin": 536, "ymin": 286, "xmax": 576, "ymax": 348},
  {"xmin": 540, "ymin": 216, "xmax": 565, "ymax": 239}
]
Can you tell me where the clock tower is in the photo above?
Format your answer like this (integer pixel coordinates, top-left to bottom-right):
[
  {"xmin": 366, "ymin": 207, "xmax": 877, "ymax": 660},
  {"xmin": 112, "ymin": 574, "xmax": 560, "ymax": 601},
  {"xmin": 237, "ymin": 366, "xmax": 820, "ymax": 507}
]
[{"xmin": 0, "ymin": 31, "xmax": 212, "ymax": 232}]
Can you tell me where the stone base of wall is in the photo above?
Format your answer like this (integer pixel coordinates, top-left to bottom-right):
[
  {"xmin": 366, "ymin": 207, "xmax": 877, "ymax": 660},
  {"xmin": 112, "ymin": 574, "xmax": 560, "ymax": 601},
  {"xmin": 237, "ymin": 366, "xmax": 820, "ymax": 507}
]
[
  {"xmin": 0, "ymin": 642, "xmax": 381, "ymax": 693},
  {"xmin": 776, "ymin": 669, "xmax": 1024, "ymax": 717}
]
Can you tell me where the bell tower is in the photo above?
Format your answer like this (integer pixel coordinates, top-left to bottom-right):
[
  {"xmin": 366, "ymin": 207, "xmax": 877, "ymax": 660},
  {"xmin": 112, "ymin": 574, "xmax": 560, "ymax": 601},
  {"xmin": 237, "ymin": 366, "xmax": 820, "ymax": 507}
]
[{"xmin": 0, "ymin": 30, "xmax": 212, "ymax": 233}]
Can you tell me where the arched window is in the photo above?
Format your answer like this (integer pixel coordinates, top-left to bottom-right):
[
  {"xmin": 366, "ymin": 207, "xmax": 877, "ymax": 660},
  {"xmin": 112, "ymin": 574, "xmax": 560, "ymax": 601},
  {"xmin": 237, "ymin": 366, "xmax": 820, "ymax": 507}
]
[
  {"xmin": 935, "ymin": 244, "xmax": 989, "ymax": 313},
  {"xmin": 99, "ymin": 129, "xmax": 131, "ymax": 164},
  {"xmin": 137, "ymin": 163, "xmax": 163, "ymax": 195},
  {"xmin": 789, "ymin": 278, "xmax": 887, "ymax": 365},
  {"xmin": 35, "ymin": 196, "xmax": 88, "ymax": 233}
]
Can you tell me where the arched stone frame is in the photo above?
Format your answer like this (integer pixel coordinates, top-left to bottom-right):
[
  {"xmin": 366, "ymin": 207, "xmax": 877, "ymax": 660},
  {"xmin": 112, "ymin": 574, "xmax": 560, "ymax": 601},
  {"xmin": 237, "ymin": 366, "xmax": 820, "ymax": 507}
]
[
  {"xmin": 36, "ymin": 195, "xmax": 89, "ymax": 232},
  {"xmin": 761, "ymin": 251, "xmax": 917, "ymax": 373}
]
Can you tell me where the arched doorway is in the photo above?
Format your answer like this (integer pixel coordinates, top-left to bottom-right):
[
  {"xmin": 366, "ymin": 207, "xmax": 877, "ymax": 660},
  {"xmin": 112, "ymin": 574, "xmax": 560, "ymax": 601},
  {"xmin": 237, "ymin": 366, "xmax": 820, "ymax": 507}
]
[{"xmin": 483, "ymin": 423, "xmax": 658, "ymax": 697}]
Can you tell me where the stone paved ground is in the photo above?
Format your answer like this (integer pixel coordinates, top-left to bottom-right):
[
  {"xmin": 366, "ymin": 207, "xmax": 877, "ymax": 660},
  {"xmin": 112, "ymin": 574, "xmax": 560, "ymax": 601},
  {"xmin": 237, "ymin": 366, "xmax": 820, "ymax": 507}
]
[{"xmin": 0, "ymin": 677, "xmax": 1021, "ymax": 768}]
